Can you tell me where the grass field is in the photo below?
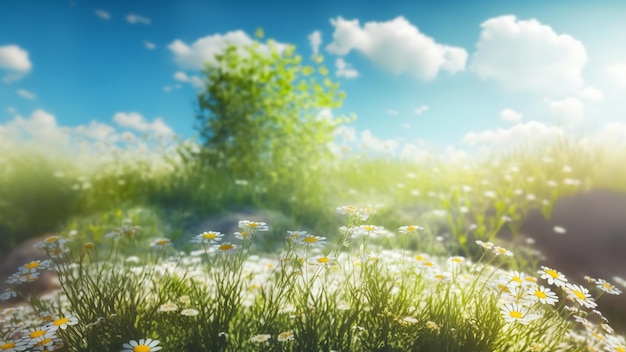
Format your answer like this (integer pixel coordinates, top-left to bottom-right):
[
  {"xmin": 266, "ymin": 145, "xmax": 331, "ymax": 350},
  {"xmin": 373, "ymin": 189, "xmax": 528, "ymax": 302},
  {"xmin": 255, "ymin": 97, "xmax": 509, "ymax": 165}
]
[{"xmin": 1, "ymin": 134, "xmax": 625, "ymax": 351}]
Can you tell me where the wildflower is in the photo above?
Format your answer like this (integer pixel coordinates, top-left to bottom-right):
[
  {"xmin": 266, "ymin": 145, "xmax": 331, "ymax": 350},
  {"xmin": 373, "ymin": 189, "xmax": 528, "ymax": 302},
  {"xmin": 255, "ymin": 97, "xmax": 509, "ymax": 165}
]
[
  {"xmin": 46, "ymin": 313, "xmax": 79, "ymax": 331},
  {"xmin": 121, "ymin": 339, "xmax": 162, "ymax": 352},
  {"xmin": 476, "ymin": 240, "xmax": 494, "ymax": 250},
  {"xmin": 297, "ymin": 235, "xmax": 327, "ymax": 247},
  {"xmin": 0, "ymin": 288, "xmax": 17, "ymax": 301},
  {"xmin": 425, "ymin": 321, "xmax": 440, "ymax": 331},
  {"xmin": 564, "ymin": 283, "xmax": 597, "ymax": 309},
  {"xmin": 311, "ymin": 256, "xmax": 334, "ymax": 266},
  {"xmin": 180, "ymin": 309, "xmax": 199, "ymax": 316},
  {"xmin": 398, "ymin": 225, "xmax": 423, "ymax": 234},
  {"xmin": 250, "ymin": 334, "xmax": 271, "ymax": 343},
  {"xmin": 19, "ymin": 260, "xmax": 52, "ymax": 273},
  {"xmin": 178, "ymin": 295, "xmax": 191, "ymax": 304},
  {"xmin": 238, "ymin": 220, "xmax": 268, "ymax": 233},
  {"xmin": 234, "ymin": 231, "xmax": 250, "ymax": 240},
  {"xmin": 336, "ymin": 205, "xmax": 374, "ymax": 221},
  {"xmin": 538, "ymin": 266, "xmax": 568, "ymax": 287},
  {"xmin": 399, "ymin": 316, "xmax": 419, "ymax": 325},
  {"xmin": 500, "ymin": 303, "xmax": 538, "ymax": 325},
  {"xmin": 6, "ymin": 271, "xmax": 40, "ymax": 284},
  {"xmin": 595, "ymin": 278, "xmax": 622, "ymax": 295},
  {"xmin": 277, "ymin": 331, "xmax": 294, "ymax": 342},
  {"xmin": 190, "ymin": 231, "xmax": 224, "ymax": 244},
  {"xmin": 216, "ymin": 242, "xmax": 238, "ymax": 253},
  {"xmin": 0, "ymin": 339, "xmax": 29, "ymax": 352},
  {"xmin": 83, "ymin": 242, "xmax": 96, "ymax": 250},
  {"xmin": 527, "ymin": 285, "xmax": 559, "ymax": 306},
  {"xmin": 150, "ymin": 238, "xmax": 171, "ymax": 249},
  {"xmin": 286, "ymin": 231, "xmax": 308, "ymax": 243},
  {"xmin": 21, "ymin": 327, "xmax": 56, "ymax": 345},
  {"xmin": 158, "ymin": 302, "xmax": 178, "ymax": 312},
  {"xmin": 492, "ymin": 246, "xmax": 513, "ymax": 257}
]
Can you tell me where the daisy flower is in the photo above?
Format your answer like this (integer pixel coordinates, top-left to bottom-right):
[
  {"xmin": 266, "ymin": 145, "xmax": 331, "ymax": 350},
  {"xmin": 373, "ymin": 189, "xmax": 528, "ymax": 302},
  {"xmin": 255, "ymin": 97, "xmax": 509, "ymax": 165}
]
[
  {"xmin": 250, "ymin": 334, "xmax": 271, "ymax": 343},
  {"xmin": 594, "ymin": 278, "xmax": 622, "ymax": 295},
  {"xmin": 492, "ymin": 246, "xmax": 513, "ymax": 257},
  {"xmin": 0, "ymin": 339, "xmax": 30, "ymax": 352},
  {"xmin": 150, "ymin": 238, "xmax": 171, "ymax": 249},
  {"xmin": 180, "ymin": 309, "xmax": 199, "ymax": 317},
  {"xmin": 564, "ymin": 283, "xmax": 597, "ymax": 309},
  {"xmin": 310, "ymin": 256, "xmax": 334, "ymax": 266},
  {"xmin": 19, "ymin": 260, "xmax": 52, "ymax": 274},
  {"xmin": 158, "ymin": 302, "xmax": 178, "ymax": 312},
  {"xmin": 398, "ymin": 225, "xmax": 423, "ymax": 234},
  {"xmin": 45, "ymin": 313, "xmax": 79, "ymax": 331},
  {"xmin": 238, "ymin": 220, "xmax": 268, "ymax": 233},
  {"xmin": 121, "ymin": 339, "xmax": 162, "ymax": 352},
  {"xmin": 297, "ymin": 235, "xmax": 327, "ymax": 247},
  {"xmin": 190, "ymin": 231, "xmax": 224, "ymax": 244},
  {"xmin": 538, "ymin": 266, "xmax": 568, "ymax": 287},
  {"xmin": 527, "ymin": 285, "xmax": 559, "ymax": 306},
  {"xmin": 500, "ymin": 303, "xmax": 538, "ymax": 325},
  {"xmin": 216, "ymin": 242, "xmax": 238, "ymax": 253},
  {"xmin": 0, "ymin": 288, "xmax": 17, "ymax": 301},
  {"xmin": 277, "ymin": 331, "xmax": 294, "ymax": 342}
]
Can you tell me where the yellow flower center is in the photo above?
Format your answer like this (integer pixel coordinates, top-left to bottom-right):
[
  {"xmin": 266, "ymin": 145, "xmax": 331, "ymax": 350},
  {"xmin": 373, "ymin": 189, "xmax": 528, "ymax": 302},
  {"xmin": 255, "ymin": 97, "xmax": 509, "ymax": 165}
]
[
  {"xmin": 616, "ymin": 347, "xmax": 625, "ymax": 352},
  {"xmin": 602, "ymin": 282, "xmax": 613, "ymax": 290},
  {"xmin": 303, "ymin": 237, "xmax": 318, "ymax": 243},
  {"xmin": 46, "ymin": 237, "xmax": 59, "ymax": 243},
  {"xmin": 423, "ymin": 261, "xmax": 434, "ymax": 267},
  {"xmin": 248, "ymin": 223, "xmax": 260, "ymax": 228},
  {"xmin": 54, "ymin": 317, "xmax": 69, "ymax": 326},
  {"xmin": 415, "ymin": 255, "xmax": 425, "ymax": 261},
  {"xmin": 317, "ymin": 257, "xmax": 330, "ymax": 264},
  {"xmin": 133, "ymin": 345, "xmax": 151, "ymax": 352},
  {"xmin": 512, "ymin": 276, "xmax": 522, "ymax": 284},
  {"xmin": 156, "ymin": 240, "xmax": 169, "ymax": 246},
  {"xmin": 407, "ymin": 226, "xmax": 416, "ymax": 231},
  {"xmin": 573, "ymin": 290, "xmax": 586, "ymax": 300},
  {"xmin": 219, "ymin": 244, "xmax": 234, "ymax": 251},
  {"xmin": 30, "ymin": 330, "xmax": 46, "ymax": 338},
  {"xmin": 1, "ymin": 342, "xmax": 16, "ymax": 349},
  {"xmin": 239, "ymin": 232, "xmax": 249, "ymax": 238},
  {"xmin": 509, "ymin": 311, "xmax": 523, "ymax": 319},
  {"xmin": 37, "ymin": 338, "xmax": 53, "ymax": 346},
  {"xmin": 545, "ymin": 269, "xmax": 559, "ymax": 278},
  {"xmin": 25, "ymin": 261, "xmax": 40, "ymax": 269},
  {"xmin": 535, "ymin": 290, "xmax": 547, "ymax": 299},
  {"xmin": 202, "ymin": 233, "xmax": 217, "ymax": 239},
  {"xmin": 363, "ymin": 226, "xmax": 375, "ymax": 231},
  {"xmin": 498, "ymin": 284, "xmax": 510, "ymax": 293}
]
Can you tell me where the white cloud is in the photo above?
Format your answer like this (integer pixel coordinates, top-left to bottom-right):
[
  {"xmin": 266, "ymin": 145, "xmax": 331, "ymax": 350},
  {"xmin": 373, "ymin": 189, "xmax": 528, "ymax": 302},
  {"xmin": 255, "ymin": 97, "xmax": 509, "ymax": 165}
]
[
  {"xmin": 95, "ymin": 9, "xmax": 111, "ymax": 20},
  {"xmin": 548, "ymin": 97, "xmax": 585, "ymax": 123},
  {"xmin": 335, "ymin": 58, "xmax": 359, "ymax": 78},
  {"xmin": 0, "ymin": 44, "xmax": 32, "ymax": 83},
  {"xmin": 469, "ymin": 15, "xmax": 587, "ymax": 95},
  {"xmin": 462, "ymin": 121, "xmax": 564, "ymax": 147},
  {"xmin": 500, "ymin": 108, "xmax": 523, "ymax": 123},
  {"xmin": 326, "ymin": 16, "xmax": 467, "ymax": 81},
  {"xmin": 308, "ymin": 30, "xmax": 322, "ymax": 55},
  {"xmin": 144, "ymin": 41, "xmax": 156, "ymax": 50},
  {"xmin": 414, "ymin": 105, "xmax": 429, "ymax": 115},
  {"xmin": 578, "ymin": 86, "xmax": 603, "ymax": 102},
  {"xmin": 74, "ymin": 121, "xmax": 115, "ymax": 140},
  {"xmin": 386, "ymin": 109, "xmax": 399, "ymax": 116},
  {"xmin": 113, "ymin": 112, "xmax": 174, "ymax": 137},
  {"xmin": 173, "ymin": 71, "xmax": 204, "ymax": 89},
  {"xmin": 7, "ymin": 106, "xmax": 16, "ymax": 114},
  {"xmin": 1, "ymin": 109, "xmax": 67, "ymax": 143},
  {"xmin": 17, "ymin": 89, "xmax": 36, "ymax": 100},
  {"xmin": 169, "ymin": 31, "xmax": 288, "ymax": 70},
  {"xmin": 606, "ymin": 63, "xmax": 626, "ymax": 88},
  {"xmin": 126, "ymin": 14, "xmax": 151, "ymax": 25}
]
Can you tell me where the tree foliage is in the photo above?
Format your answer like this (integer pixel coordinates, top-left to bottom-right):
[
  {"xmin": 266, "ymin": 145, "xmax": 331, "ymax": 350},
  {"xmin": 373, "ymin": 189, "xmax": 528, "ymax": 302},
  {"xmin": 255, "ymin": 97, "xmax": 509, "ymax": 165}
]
[{"xmin": 195, "ymin": 33, "xmax": 349, "ymax": 185}]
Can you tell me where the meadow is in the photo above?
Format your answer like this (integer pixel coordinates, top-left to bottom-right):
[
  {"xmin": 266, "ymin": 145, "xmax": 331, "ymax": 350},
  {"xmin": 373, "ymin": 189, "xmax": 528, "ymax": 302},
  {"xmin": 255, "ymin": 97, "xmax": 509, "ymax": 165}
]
[{"xmin": 1, "ymin": 133, "xmax": 625, "ymax": 351}]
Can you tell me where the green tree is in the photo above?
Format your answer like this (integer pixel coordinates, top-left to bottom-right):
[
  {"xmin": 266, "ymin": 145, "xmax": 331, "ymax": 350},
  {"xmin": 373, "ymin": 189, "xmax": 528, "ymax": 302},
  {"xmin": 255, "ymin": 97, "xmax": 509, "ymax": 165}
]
[{"xmin": 195, "ymin": 33, "xmax": 349, "ymax": 186}]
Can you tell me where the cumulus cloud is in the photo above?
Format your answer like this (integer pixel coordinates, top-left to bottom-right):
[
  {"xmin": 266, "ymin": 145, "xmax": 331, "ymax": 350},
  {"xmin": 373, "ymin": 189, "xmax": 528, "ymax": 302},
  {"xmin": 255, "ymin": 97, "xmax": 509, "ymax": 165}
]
[
  {"xmin": 606, "ymin": 63, "xmax": 626, "ymax": 88},
  {"xmin": 548, "ymin": 97, "xmax": 585, "ymax": 123},
  {"xmin": 74, "ymin": 121, "xmax": 115, "ymax": 140},
  {"xmin": 469, "ymin": 15, "xmax": 587, "ymax": 95},
  {"xmin": 325, "ymin": 16, "xmax": 467, "ymax": 81},
  {"xmin": 335, "ymin": 58, "xmax": 359, "ymax": 78},
  {"xmin": 126, "ymin": 14, "xmax": 151, "ymax": 25},
  {"xmin": 95, "ymin": 9, "xmax": 111, "ymax": 20},
  {"xmin": 578, "ymin": 86, "xmax": 603, "ymax": 102},
  {"xmin": 168, "ymin": 31, "xmax": 288, "ymax": 71},
  {"xmin": 462, "ymin": 121, "xmax": 564, "ymax": 147},
  {"xmin": 0, "ymin": 44, "xmax": 32, "ymax": 82},
  {"xmin": 173, "ymin": 71, "xmax": 204, "ymax": 88},
  {"xmin": 17, "ymin": 89, "xmax": 36, "ymax": 100},
  {"xmin": 386, "ymin": 109, "xmax": 399, "ymax": 116},
  {"xmin": 113, "ymin": 112, "xmax": 174, "ymax": 137},
  {"xmin": 0, "ymin": 109, "xmax": 67, "ymax": 143},
  {"xmin": 500, "ymin": 108, "xmax": 523, "ymax": 123},
  {"xmin": 414, "ymin": 105, "xmax": 429, "ymax": 115},
  {"xmin": 144, "ymin": 41, "xmax": 156, "ymax": 50},
  {"xmin": 308, "ymin": 30, "xmax": 322, "ymax": 55}
]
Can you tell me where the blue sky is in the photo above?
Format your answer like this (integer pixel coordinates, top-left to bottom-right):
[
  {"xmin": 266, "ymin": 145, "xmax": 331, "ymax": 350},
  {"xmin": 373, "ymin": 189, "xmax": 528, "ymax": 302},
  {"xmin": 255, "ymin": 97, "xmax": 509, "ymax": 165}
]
[{"xmin": 1, "ymin": 0, "xmax": 626, "ymax": 156}]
